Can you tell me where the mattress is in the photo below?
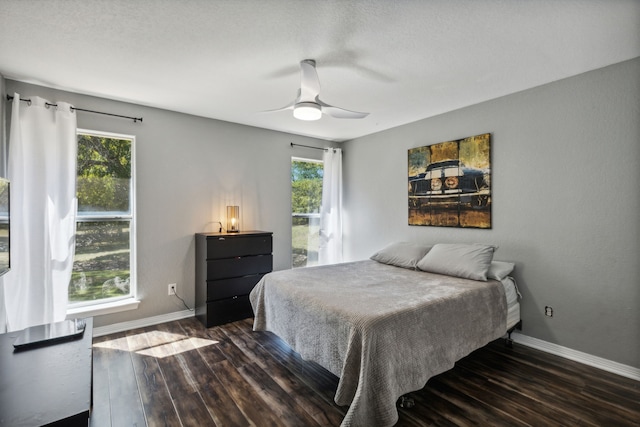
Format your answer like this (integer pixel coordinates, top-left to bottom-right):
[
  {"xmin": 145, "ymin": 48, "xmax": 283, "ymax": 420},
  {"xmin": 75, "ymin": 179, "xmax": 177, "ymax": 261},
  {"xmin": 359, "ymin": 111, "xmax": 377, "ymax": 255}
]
[{"xmin": 502, "ymin": 276, "xmax": 521, "ymax": 330}]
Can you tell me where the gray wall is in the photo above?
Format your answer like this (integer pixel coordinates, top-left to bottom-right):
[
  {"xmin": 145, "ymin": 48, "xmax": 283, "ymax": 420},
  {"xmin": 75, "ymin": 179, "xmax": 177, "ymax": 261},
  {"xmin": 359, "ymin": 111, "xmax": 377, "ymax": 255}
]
[
  {"xmin": 4, "ymin": 80, "xmax": 330, "ymax": 328},
  {"xmin": 342, "ymin": 57, "xmax": 640, "ymax": 368}
]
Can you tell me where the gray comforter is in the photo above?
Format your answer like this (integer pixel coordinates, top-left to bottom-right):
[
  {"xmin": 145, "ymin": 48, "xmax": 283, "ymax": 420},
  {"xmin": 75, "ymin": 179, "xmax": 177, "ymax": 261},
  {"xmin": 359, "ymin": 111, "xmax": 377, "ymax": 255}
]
[{"xmin": 250, "ymin": 260, "xmax": 507, "ymax": 427}]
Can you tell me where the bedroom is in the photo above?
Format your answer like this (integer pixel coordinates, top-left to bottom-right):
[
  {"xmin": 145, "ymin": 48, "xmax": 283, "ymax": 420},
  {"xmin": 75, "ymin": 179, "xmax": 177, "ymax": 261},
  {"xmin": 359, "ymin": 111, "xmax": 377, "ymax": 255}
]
[{"xmin": 0, "ymin": 1, "xmax": 638, "ymax": 426}]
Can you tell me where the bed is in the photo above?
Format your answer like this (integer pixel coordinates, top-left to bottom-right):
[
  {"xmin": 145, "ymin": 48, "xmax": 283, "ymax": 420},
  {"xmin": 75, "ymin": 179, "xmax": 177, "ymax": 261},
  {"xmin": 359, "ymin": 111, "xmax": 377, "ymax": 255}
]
[{"xmin": 249, "ymin": 243, "xmax": 520, "ymax": 427}]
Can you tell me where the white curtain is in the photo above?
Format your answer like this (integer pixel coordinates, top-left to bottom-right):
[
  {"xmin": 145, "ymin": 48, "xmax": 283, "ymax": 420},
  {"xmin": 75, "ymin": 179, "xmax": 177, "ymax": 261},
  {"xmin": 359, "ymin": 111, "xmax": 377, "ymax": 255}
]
[
  {"xmin": 2, "ymin": 94, "xmax": 77, "ymax": 332},
  {"xmin": 318, "ymin": 147, "xmax": 343, "ymax": 265}
]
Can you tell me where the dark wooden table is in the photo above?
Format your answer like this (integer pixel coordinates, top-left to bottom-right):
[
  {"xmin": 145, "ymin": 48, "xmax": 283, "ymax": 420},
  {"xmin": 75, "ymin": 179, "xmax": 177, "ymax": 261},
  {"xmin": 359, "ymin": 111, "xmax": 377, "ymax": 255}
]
[{"xmin": 0, "ymin": 318, "xmax": 93, "ymax": 426}]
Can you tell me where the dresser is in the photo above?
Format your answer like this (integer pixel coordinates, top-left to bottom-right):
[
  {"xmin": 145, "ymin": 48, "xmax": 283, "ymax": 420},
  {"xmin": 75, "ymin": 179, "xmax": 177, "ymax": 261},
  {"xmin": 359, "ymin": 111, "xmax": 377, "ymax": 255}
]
[{"xmin": 195, "ymin": 231, "xmax": 273, "ymax": 327}]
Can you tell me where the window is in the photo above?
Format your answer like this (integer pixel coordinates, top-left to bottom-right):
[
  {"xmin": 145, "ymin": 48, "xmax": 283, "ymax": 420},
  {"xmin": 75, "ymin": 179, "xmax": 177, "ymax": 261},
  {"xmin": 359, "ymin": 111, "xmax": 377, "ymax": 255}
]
[
  {"xmin": 68, "ymin": 130, "xmax": 136, "ymax": 309},
  {"xmin": 291, "ymin": 158, "xmax": 323, "ymax": 268}
]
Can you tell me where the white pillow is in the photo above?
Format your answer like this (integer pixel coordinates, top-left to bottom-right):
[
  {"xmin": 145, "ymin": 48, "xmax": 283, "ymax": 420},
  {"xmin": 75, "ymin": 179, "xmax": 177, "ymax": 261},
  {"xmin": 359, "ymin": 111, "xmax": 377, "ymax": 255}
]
[
  {"xmin": 370, "ymin": 242, "xmax": 431, "ymax": 269},
  {"xmin": 487, "ymin": 261, "xmax": 515, "ymax": 281},
  {"xmin": 416, "ymin": 243, "xmax": 496, "ymax": 281}
]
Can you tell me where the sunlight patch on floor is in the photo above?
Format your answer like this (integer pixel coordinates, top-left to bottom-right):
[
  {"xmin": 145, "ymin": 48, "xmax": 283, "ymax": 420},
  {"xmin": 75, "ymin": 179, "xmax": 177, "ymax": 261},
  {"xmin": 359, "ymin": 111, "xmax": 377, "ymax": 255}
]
[{"xmin": 93, "ymin": 330, "xmax": 218, "ymax": 358}]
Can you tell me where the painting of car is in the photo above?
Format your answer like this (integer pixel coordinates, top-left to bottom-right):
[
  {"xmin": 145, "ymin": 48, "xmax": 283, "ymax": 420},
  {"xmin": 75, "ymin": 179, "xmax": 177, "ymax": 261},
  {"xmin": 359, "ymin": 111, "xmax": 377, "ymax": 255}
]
[
  {"xmin": 408, "ymin": 159, "xmax": 490, "ymax": 208},
  {"xmin": 408, "ymin": 133, "xmax": 491, "ymax": 228}
]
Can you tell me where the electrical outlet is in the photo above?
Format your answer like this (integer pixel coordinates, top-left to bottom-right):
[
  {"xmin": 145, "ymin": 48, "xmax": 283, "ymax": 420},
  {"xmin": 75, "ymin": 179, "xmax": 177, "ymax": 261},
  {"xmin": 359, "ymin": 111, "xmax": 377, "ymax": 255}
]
[
  {"xmin": 168, "ymin": 283, "xmax": 177, "ymax": 296},
  {"xmin": 545, "ymin": 306, "xmax": 553, "ymax": 317}
]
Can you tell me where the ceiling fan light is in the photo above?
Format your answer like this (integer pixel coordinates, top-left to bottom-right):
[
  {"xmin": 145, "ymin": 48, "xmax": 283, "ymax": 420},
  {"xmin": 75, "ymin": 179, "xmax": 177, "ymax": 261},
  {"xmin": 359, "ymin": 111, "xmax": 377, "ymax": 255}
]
[{"xmin": 293, "ymin": 102, "xmax": 322, "ymax": 121}]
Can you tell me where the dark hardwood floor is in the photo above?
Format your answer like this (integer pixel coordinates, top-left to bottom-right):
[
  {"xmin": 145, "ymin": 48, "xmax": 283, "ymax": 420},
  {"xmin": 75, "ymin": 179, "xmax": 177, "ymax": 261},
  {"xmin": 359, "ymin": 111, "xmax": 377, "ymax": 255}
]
[{"xmin": 90, "ymin": 317, "xmax": 640, "ymax": 426}]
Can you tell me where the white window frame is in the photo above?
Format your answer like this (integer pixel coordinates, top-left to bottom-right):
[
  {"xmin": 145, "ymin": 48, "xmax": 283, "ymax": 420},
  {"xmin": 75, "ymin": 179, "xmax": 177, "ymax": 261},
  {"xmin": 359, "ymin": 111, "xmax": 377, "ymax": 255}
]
[
  {"xmin": 291, "ymin": 156, "xmax": 323, "ymax": 269},
  {"xmin": 66, "ymin": 129, "xmax": 139, "ymax": 318}
]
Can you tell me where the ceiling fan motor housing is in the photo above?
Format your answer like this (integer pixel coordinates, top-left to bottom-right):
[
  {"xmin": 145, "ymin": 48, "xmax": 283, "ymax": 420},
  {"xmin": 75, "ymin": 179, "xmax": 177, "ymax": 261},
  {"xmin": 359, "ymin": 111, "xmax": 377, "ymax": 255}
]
[{"xmin": 293, "ymin": 102, "xmax": 322, "ymax": 120}]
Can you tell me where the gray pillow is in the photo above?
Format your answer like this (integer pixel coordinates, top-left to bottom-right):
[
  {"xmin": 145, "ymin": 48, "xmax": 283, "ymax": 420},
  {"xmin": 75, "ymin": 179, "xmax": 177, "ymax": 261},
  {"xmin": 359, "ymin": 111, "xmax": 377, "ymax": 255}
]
[
  {"xmin": 416, "ymin": 243, "xmax": 496, "ymax": 281},
  {"xmin": 370, "ymin": 242, "xmax": 431, "ymax": 269},
  {"xmin": 487, "ymin": 261, "xmax": 515, "ymax": 281}
]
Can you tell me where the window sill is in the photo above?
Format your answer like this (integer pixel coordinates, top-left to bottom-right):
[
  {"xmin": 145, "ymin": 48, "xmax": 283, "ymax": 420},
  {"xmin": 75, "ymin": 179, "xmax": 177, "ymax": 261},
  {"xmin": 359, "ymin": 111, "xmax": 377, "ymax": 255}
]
[{"xmin": 66, "ymin": 298, "xmax": 140, "ymax": 318}]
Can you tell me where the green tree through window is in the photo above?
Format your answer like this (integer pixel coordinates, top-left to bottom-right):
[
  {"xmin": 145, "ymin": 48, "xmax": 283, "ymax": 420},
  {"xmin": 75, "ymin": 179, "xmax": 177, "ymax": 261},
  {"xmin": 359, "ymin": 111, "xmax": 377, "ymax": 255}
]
[
  {"xmin": 69, "ymin": 131, "xmax": 135, "ymax": 304},
  {"xmin": 291, "ymin": 159, "xmax": 323, "ymax": 268}
]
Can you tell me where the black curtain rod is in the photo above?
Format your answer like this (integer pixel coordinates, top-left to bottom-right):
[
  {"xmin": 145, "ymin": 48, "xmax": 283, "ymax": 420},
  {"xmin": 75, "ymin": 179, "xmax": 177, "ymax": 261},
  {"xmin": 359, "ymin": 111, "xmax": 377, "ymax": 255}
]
[
  {"xmin": 6, "ymin": 95, "xmax": 143, "ymax": 123},
  {"xmin": 290, "ymin": 142, "xmax": 330, "ymax": 151}
]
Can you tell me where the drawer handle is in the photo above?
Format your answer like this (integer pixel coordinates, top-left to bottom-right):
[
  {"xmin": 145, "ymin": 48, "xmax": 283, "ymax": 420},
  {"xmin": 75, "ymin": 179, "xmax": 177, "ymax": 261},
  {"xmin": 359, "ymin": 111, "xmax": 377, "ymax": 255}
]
[{"xmin": 218, "ymin": 237, "xmax": 225, "ymax": 241}]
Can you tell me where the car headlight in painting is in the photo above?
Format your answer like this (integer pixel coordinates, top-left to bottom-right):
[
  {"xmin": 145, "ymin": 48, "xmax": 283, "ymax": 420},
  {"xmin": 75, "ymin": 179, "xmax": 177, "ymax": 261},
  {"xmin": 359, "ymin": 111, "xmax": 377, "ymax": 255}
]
[
  {"xmin": 444, "ymin": 176, "xmax": 459, "ymax": 189},
  {"xmin": 431, "ymin": 178, "xmax": 442, "ymax": 191}
]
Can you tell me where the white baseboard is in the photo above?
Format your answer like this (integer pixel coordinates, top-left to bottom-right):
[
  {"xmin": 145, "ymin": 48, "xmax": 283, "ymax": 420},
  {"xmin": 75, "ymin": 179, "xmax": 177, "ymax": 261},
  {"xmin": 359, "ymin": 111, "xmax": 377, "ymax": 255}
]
[
  {"xmin": 93, "ymin": 309, "xmax": 194, "ymax": 337},
  {"xmin": 511, "ymin": 332, "xmax": 640, "ymax": 381}
]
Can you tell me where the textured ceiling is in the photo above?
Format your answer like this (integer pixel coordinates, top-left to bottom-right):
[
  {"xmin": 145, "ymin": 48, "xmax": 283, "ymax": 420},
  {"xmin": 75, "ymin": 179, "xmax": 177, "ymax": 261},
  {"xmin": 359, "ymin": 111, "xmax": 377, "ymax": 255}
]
[{"xmin": 1, "ymin": 0, "xmax": 639, "ymax": 141}]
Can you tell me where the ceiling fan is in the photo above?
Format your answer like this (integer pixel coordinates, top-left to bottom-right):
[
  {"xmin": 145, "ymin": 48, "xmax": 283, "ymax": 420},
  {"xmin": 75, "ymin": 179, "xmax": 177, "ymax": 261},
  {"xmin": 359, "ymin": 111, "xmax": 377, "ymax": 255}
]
[{"xmin": 267, "ymin": 59, "xmax": 369, "ymax": 121}]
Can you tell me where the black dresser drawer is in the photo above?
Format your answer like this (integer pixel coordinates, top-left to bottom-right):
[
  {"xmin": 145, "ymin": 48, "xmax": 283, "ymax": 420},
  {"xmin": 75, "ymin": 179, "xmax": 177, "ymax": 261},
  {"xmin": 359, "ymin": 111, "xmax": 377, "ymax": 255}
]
[
  {"xmin": 206, "ymin": 254, "xmax": 272, "ymax": 280},
  {"xmin": 206, "ymin": 274, "xmax": 265, "ymax": 301},
  {"xmin": 206, "ymin": 234, "xmax": 272, "ymax": 259},
  {"xmin": 204, "ymin": 295, "xmax": 253, "ymax": 327}
]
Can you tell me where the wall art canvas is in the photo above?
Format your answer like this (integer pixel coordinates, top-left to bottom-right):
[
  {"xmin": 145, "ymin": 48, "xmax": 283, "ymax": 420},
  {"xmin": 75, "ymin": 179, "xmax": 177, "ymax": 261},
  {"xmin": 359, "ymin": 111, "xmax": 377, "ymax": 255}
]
[{"xmin": 408, "ymin": 133, "xmax": 491, "ymax": 228}]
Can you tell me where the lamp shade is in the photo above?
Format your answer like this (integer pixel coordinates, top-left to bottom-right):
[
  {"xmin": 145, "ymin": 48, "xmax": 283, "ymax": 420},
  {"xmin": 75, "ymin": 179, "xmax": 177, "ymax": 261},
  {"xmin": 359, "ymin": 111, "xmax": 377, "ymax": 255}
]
[{"xmin": 226, "ymin": 206, "xmax": 239, "ymax": 232}]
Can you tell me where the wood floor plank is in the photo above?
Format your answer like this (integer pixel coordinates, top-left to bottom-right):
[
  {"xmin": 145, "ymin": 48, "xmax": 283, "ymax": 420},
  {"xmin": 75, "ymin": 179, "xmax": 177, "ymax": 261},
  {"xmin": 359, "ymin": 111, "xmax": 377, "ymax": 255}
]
[
  {"xmin": 238, "ymin": 361, "xmax": 323, "ymax": 426},
  {"xmin": 458, "ymin": 348, "xmax": 630, "ymax": 426},
  {"xmin": 435, "ymin": 368, "xmax": 544, "ymax": 426},
  {"xmin": 394, "ymin": 408, "xmax": 442, "ymax": 427},
  {"xmin": 90, "ymin": 318, "xmax": 640, "ymax": 427},
  {"xmin": 428, "ymin": 374, "xmax": 545, "ymax": 427},
  {"xmin": 94, "ymin": 332, "xmax": 147, "ymax": 426},
  {"xmin": 169, "ymin": 320, "xmax": 250, "ymax": 427},
  {"xmin": 410, "ymin": 386, "xmax": 481, "ymax": 426},
  {"xmin": 472, "ymin": 342, "xmax": 640, "ymax": 426},
  {"xmin": 200, "ymin": 321, "xmax": 255, "ymax": 369},
  {"xmin": 198, "ymin": 381, "xmax": 251, "ymax": 427},
  {"xmin": 175, "ymin": 318, "xmax": 230, "ymax": 368},
  {"xmin": 149, "ymin": 322, "xmax": 217, "ymax": 426},
  {"xmin": 125, "ymin": 327, "xmax": 182, "ymax": 427},
  {"xmin": 170, "ymin": 391, "xmax": 217, "ymax": 427},
  {"xmin": 211, "ymin": 359, "xmax": 288, "ymax": 427},
  {"xmin": 581, "ymin": 384, "xmax": 640, "ymax": 423},
  {"xmin": 453, "ymin": 356, "xmax": 585, "ymax": 426},
  {"xmin": 89, "ymin": 343, "xmax": 112, "ymax": 427},
  {"xmin": 222, "ymin": 320, "xmax": 346, "ymax": 425}
]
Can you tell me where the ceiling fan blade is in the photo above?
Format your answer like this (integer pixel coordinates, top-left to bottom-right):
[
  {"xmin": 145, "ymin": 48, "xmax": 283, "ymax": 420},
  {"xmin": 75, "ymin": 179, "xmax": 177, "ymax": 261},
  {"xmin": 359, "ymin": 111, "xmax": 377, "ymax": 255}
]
[
  {"xmin": 299, "ymin": 59, "xmax": 320, "ymax": 102},
  {"xmin": 317, "ymin": 99, "xmax": 369, "ymax": 119},
  {"xmin": 261, "ymin": 98, "xmax": 295, "ymax": 113},
  {"xmin": 261, "ymin": 89, "xmax": 303, "ymax": 113}
]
